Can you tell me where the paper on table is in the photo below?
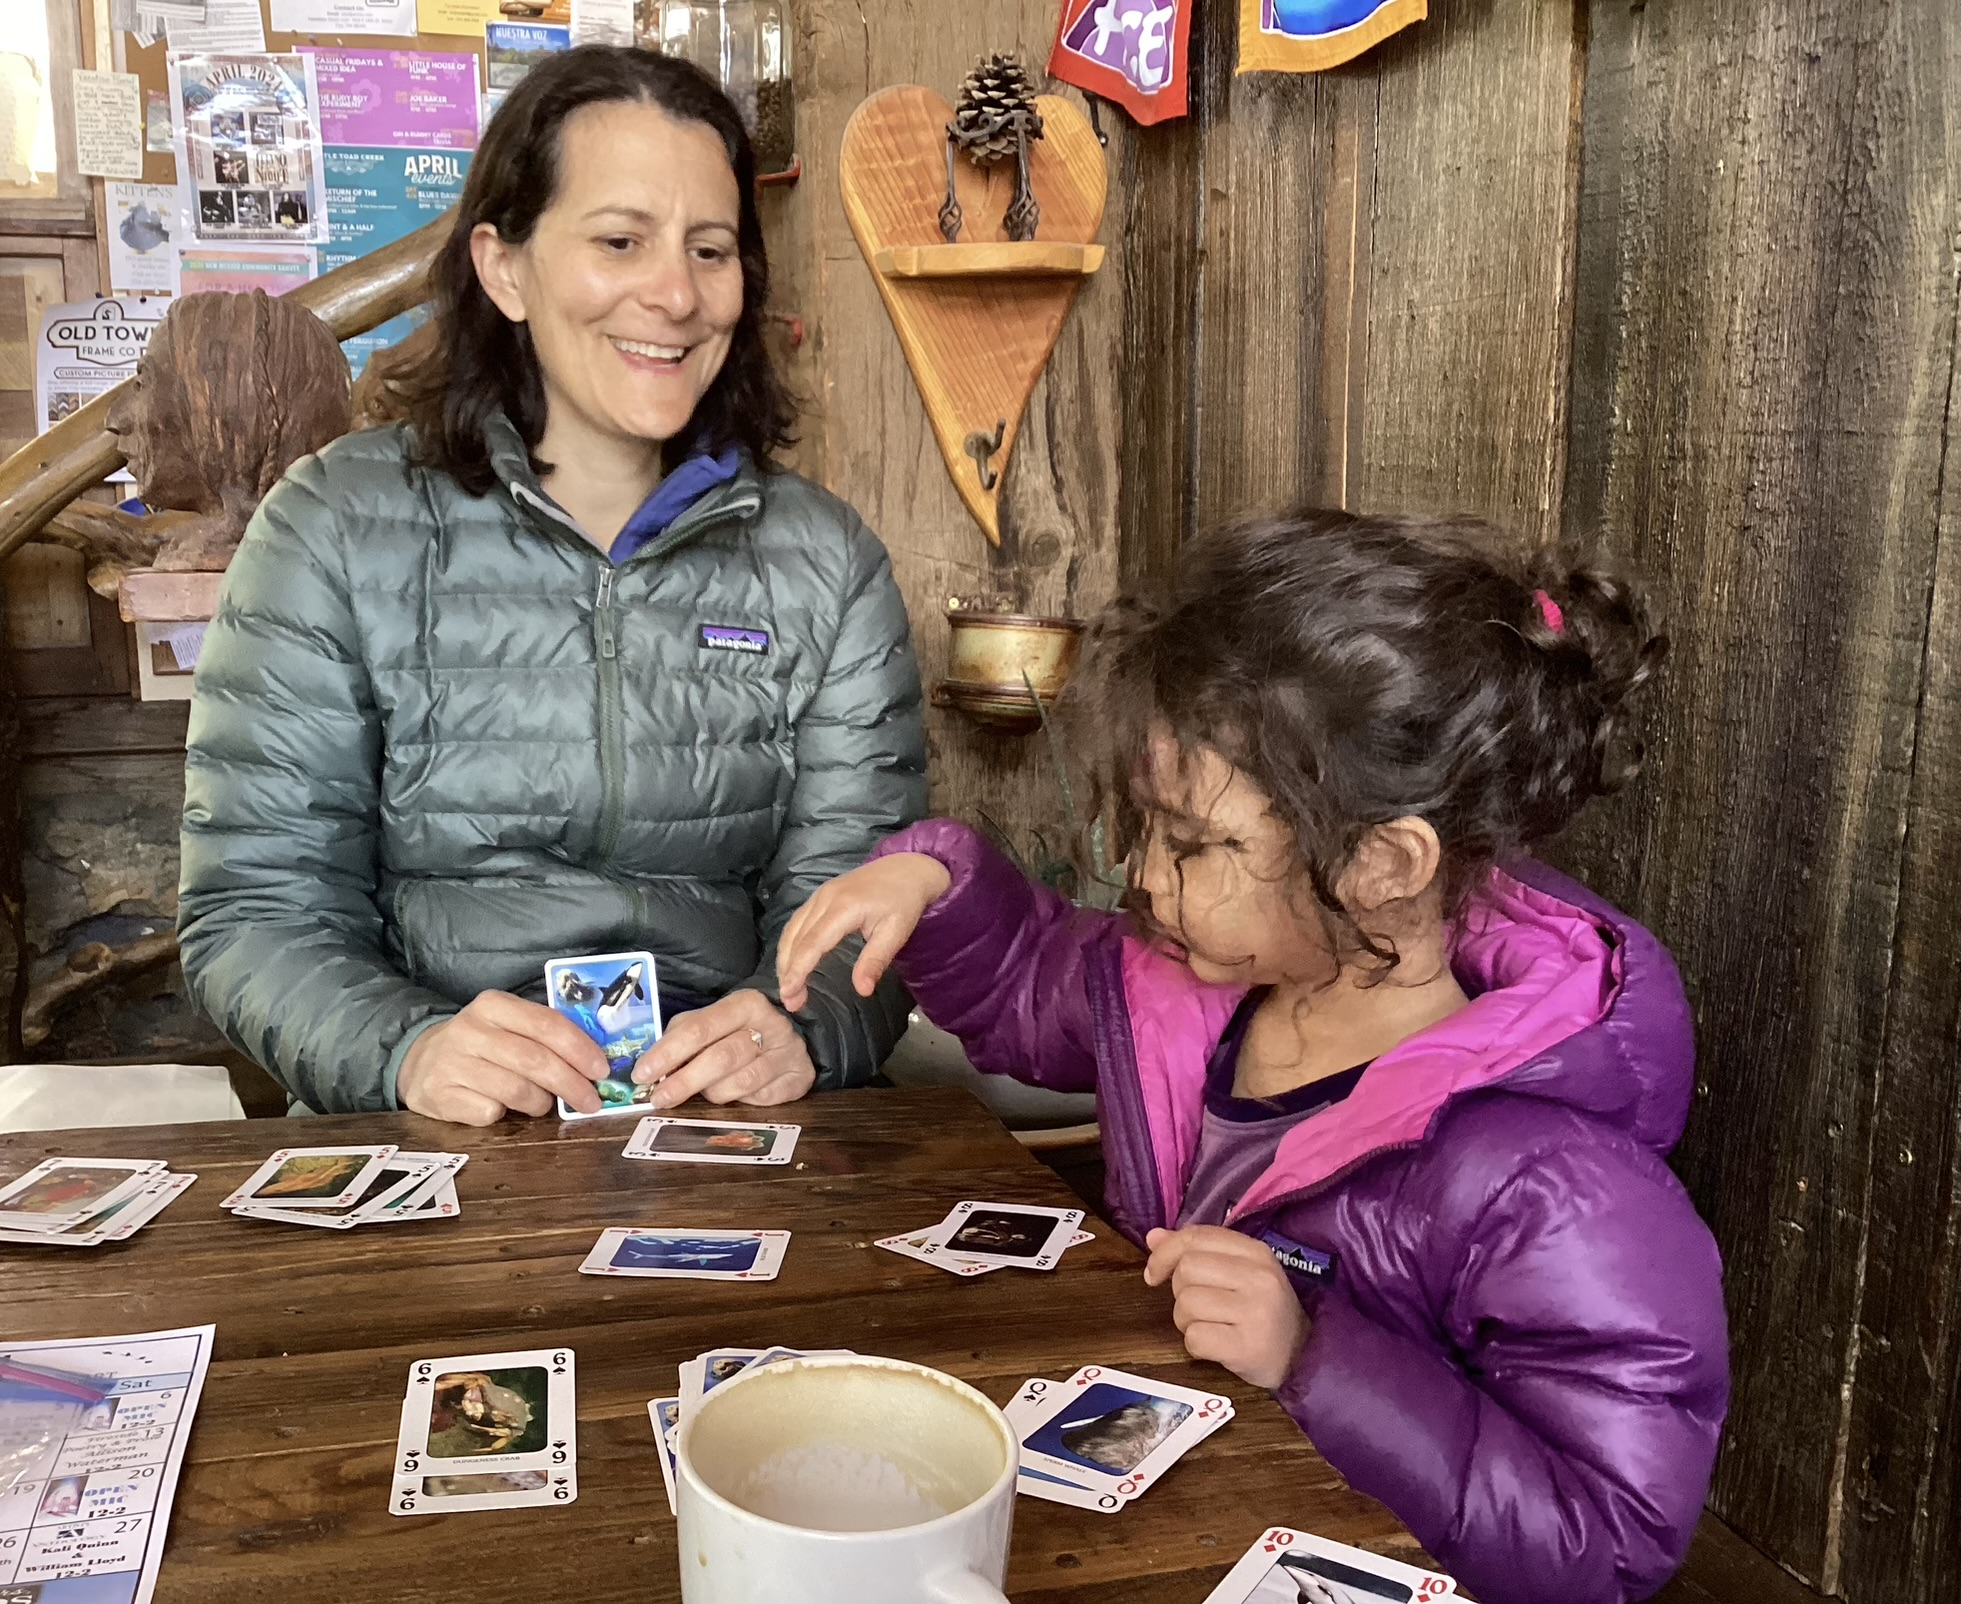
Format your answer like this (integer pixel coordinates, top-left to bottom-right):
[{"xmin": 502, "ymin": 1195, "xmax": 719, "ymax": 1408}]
[
  {"xmin": 106, "ymin": 182, "xmax": 183, "ymax": 297},
  {"xmin": 165, "ymin": 0, "xmax": 267, "ymax": 52},
  {"xmin": 272, "ymin": 0, "xmax": 416, "ymax": 35},
  {"xmin": 71, "ymin": 70, "xmax": 143, "ymax": 179},
  {"xmin": 0, "ymin": 1324, "xmax": 216, "ymax": 1604}
]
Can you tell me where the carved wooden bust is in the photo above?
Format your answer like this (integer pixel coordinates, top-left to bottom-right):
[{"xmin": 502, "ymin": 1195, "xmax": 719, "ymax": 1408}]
[{"xmin": 47, "ymin": 290, "xmax": 352, "ymax": 597}]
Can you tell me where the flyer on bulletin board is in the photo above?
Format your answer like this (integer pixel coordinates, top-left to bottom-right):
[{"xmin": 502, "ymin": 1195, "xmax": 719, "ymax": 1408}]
[
  {"xmin": 271, "ymin": 0, "xmax": 416, "ymax": 36},
  {"xmin": 35, "ymin": 297, "xmax": 168, "ymax": 480},
  {"xmin": 106, "ymin": 181, "xmax": 183, "ymax": 295},
  {"xmin": 323, "ymin": 144, "xmax": 469, "ymax": 377},
  {"xmin": 301, "ymin": 49, "xmax": 480, "ymax": 150},
  {"xmin": 167, "ymin": 53, "xmax": 330, "ymax": 245},
  {"xmin": 175, "ymin": 243, "xmax": 318, "ymax": 296}
]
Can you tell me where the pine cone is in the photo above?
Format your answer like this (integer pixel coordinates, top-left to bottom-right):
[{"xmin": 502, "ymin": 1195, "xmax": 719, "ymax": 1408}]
[{"xmin": 951, "ymin": 53, "xmax": 1045, "ymax": 165}]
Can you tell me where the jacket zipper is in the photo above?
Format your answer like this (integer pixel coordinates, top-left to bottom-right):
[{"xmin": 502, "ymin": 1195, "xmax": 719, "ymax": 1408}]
[{"xmin": 593, "ymin": 566, "xmax": 625, "ymax": 864}]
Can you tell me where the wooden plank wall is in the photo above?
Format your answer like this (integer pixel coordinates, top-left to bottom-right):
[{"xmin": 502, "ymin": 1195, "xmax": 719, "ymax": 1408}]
[
  {"xmin": 1117, "ymin": 0, "xmax": 1584, "ymax": 578},
  {"xmin": 1550, "ymin": 3, "xmax": 1961, "ymax": 1601},
  {"xmin": 792, "ymin": 0, "xmax": 1130, "ymax": 861}
]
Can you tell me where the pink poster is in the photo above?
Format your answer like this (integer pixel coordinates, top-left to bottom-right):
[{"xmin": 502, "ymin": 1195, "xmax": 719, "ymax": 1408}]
[{"xmin": 300, "ymin": 49, "xmax": 481, "ymax": 151}]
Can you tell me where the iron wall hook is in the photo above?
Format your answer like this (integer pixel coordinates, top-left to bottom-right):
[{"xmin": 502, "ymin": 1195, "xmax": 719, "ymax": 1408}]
[{"xmin": 964, "ymin": 419, "xmax": 1007, "ymax": 490}]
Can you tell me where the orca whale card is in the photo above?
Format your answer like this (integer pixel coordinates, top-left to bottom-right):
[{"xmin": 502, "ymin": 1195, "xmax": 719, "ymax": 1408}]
[{"xmin": 547, "ymin": 950, "xmax": 663, "ymax": 1120}]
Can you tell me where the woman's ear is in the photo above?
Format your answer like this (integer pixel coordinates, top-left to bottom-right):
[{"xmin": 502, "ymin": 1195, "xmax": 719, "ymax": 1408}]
[
  {"xmin": 1340, "ymin": 816, "xmax": 1443, "ymax": 912},
  {"xmin": 469, "ymin": 223, "xmax": 528, "ymax": 324}
]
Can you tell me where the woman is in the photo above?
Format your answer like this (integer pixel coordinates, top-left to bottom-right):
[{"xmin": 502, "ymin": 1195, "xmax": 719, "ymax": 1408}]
[{"xmin": 178, "ymin": 48, "xmax": 926, "ymax": 1122}]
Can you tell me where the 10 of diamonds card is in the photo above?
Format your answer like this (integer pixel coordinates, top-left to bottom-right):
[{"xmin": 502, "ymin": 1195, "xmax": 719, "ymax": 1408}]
[
  {"xmin": 1202, "ymin": 1527, "xmax": 1457, "ymax": 1602},
  {"xmin": 1004, "ymin": 1366, "xmax": 1234, "ymax": 1512},
  {"xmin": 391, "ymin": 1347, "xmax": 577, "ymax": 1516}
]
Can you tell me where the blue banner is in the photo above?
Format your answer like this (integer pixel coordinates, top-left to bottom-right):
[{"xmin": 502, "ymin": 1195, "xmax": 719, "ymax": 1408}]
[{"xmin": 323, "ymin": 145, "xmax": 469, "ymax": 378}]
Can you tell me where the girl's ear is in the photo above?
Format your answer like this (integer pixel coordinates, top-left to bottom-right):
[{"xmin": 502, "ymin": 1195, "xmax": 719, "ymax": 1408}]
[
  {"xmin": 469, "ymin": 223, "xmax": 529, "ymax": 324},
  {"xmin": 1341, "ymin": 816, "xmax": 1443, "ymax": 911}
]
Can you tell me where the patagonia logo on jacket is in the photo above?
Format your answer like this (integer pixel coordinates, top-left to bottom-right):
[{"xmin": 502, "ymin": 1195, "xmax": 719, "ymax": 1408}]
[
  {"xmin": 1261, "ymin": 1229, "xmax": 1336, "ymax": 1284},
  {"xmin": 699, "ymin": 623, "xmax": 770, "ymax": 654}
]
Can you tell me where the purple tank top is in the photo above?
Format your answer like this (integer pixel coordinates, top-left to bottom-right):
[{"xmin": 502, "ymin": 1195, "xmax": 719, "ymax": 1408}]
[{"xmin": 1174, "ymin": 987, "xmax": 1367, "ymax": 1229}]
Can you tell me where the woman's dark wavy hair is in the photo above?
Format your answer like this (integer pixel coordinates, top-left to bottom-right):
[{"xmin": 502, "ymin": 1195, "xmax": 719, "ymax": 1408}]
[
  {"xmin": 395, "ymin": 46, "xmax": 794, "ymax": 493},
  {"xmin": 1058, "ymin": 508, "xmax": 1667, "ymax": 972}
]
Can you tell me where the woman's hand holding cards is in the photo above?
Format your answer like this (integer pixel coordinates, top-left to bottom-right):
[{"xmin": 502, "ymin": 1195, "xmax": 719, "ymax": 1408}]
[
  {"xmin": 1144, "ymin": 1225, "xmax": 1308, "ymax": 1390},
  {"xmin": 397, "ymin": 992, "xmax": 611, "ymax": 1124},
  {"xmin": 629, "ymin": 989, "xmax": 815, "ymax": 1110},
  {"xmin": 774, "ymin": 853, "xmax": 953, "ymax": 1012}
]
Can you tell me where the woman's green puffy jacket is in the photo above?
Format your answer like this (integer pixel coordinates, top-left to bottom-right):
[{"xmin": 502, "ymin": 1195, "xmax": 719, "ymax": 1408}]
[{"xmin": 178, "ymin": 416, "xmax": 927, "ymax": 1112}]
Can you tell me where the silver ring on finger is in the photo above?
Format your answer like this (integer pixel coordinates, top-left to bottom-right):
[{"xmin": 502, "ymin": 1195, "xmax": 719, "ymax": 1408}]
[{"xmin": 749, "ymin": 1029, "xmax": 766, "ymax": 1048}]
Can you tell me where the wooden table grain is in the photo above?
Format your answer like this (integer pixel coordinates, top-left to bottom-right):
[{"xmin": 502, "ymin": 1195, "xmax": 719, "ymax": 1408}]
[{"xmin": 0, "ymin": 1088, "xmax": 1430, "ymax": 1603}]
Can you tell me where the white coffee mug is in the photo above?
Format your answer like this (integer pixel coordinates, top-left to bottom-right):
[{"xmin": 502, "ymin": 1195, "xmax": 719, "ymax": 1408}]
[{"xmin": 675, "ymin": 1354, "xmax": 1017, "ymax": 1604}]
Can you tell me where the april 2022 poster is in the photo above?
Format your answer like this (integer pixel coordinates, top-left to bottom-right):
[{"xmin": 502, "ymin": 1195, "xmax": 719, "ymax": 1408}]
[{"xmin": 166, "ymin": 53, "xmax": 330, "ymax": 245}]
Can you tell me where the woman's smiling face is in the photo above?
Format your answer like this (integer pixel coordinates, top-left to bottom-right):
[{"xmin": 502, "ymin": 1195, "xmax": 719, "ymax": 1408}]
[{"xmin": 471, "ymin": 98, "xmax": 745, "ymax": 450}]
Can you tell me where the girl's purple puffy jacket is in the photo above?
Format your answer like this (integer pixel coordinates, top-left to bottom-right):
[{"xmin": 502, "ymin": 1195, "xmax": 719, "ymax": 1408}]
[{"xmin": 873, "ymin": 820, "xmax": 1729, "ymax": 1604}]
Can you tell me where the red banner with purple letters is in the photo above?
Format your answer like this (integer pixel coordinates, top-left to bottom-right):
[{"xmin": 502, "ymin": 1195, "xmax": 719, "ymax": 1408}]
[{"xmin": 1047, "ymin": 0, "xmax": 1193, "ymax": 126}]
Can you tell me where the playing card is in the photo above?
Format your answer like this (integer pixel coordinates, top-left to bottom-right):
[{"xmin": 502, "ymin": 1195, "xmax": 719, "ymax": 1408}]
[
  {"xmin": 1203, "ymin": 1528, "xmax": 1458, "ymax": 1602},
  {"xmin": 679, "ymin": 1348, "xmax": 765, "ymax": 1416},
  {"xmin": 230, "ymin": 1158, "xmax": 440, "ymax": 1230},
  {"xmin": 916, "ymin": 1200, "xmax": 1084, "ymax": 1270},
  {"xmin": 390, "ymin": 1462, "xmax": 578, "ymax": 1516},
  {"xmin": 876, "ymin": 1228, "xmax": 1093, "ymax": 1277},
  {"xmin": 84, "ymin": 1171, "xmax": 198, "ymax": 1243},
  {"xmin": 0, "ymin": 1157, "xmax": 165, "ymax": 1230},
  {"xmin": 1007, "ymin": 1367, "xmax": 1234, "ymax": 1505},
  {"xmin": 622, "ymin": 1116, "xmax": 800, "ymax": 1165},
  {"xmin": 648, "ymin": 1398, "xmax": 681, "ymax": 1515},
  {"xmin": 394, "ymin": 1347, "xmax": 576, "ymax": 1481},
  {"xmin": 548, "ymin": 950, "xmax": 663, "ymax": 1120},
  {"xmin": 367, "ymin": 1157, "xmax": 466, "ymax": 1222},
  {"xmin": 577, "ymin": 1227, "xmax": 789, "ymax": 1281},
  {"xmin": 221, "ymin": 1146, "xmax": 397, "ymax": 1211},
  {"xmin": 0, "ymin": 1170, "xmax": 193, "ymax": 1247}
]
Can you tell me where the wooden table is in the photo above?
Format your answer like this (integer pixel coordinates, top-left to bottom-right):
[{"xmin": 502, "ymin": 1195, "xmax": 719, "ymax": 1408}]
[{"xmin": 0, "ymin": 1088, "xmax": 1430, "ymax": 1602}]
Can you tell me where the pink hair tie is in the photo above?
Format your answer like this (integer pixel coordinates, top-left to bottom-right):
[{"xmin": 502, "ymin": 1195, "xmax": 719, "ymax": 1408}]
[{"xmin": 1534, "ymin": 589, "xmax": 1565, "ymax": 636}]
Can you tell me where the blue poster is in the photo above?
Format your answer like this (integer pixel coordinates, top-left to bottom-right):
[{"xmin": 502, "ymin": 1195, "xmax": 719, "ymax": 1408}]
[{"xmin": 323, "ymin": 145, "xmax": 468, "ymax": 378}]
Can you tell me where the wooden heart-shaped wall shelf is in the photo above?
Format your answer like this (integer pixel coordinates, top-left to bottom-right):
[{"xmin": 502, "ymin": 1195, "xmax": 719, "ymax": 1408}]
[{"xmin": 840, "ymin": 87, "xmax": 1108, "ymax": 544}]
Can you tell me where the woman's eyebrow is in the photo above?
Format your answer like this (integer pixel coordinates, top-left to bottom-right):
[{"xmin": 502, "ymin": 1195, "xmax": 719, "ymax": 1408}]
[{"xmin": 577, "ymin": 206, "xmax": 739, "ymax": 235}]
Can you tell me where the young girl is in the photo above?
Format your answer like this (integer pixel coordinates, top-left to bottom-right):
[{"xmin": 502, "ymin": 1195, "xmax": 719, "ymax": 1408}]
[{"xmin": 775, "ymin": 509, "xmax": 1728, "ymax": 1604}]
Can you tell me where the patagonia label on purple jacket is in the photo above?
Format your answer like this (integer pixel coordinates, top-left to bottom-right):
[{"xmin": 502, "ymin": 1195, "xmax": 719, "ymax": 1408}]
[
  {"xmin": 698, "ymin": 623, "xmax": 769, "ymax": 654},
  {"xmin": 1261, "ymin": 1229, "xmax": 1335, "ymax": 1284}
]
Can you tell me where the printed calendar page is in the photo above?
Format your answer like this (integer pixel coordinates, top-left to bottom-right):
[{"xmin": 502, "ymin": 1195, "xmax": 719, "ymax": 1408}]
[{"xmin": 0, "ymin": 1326, "xmax": 215, "ymax": 1604}]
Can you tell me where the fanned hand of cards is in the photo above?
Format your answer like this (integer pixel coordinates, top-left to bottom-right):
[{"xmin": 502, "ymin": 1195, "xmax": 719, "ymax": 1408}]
[
  {"xmin": 648, "ymin": 1344, "xmax": 856, "ymax": 1514},
  {"xmin": 1203, "ymin": 1527, "xmax": 1458, "ymax": 1602},
  {"xmin": 1002, "ymin": 1366, "xmax": 1234, "ymax": 1513},
  {"xmin": 391, "ymin": 1347, "xmax": 577, "ymax": 1516},
  {"xmin": 0, "ymin": 1157, "xmax": 195, "ymax": 1248},
  {"xmin": 877, "ymin": 1200, "xmax": 1089, "ymax": 1276},
  {"xmin": 220, "ymin": 1146, "xmax": 467, "ymax": 1229}
]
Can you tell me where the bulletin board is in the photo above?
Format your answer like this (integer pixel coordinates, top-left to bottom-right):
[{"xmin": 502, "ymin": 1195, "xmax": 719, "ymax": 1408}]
[{"xmin": 81, "ymin": 0, "xmax": 598, "ymax": 374}]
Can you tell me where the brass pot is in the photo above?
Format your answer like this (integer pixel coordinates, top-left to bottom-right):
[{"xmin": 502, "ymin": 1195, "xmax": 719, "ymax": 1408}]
[{"xmin": 932, "ymin": 609, "xmax": 1085, "ymax": 735}]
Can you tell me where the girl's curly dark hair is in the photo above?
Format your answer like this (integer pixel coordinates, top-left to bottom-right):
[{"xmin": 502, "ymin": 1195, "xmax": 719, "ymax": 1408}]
[
  {"xmin": 1058, "ymin": 508, "xmax": 1667, "ymax": 971},
  {"xmin": 392, "ymin": 45, "xmax": 794, "ymax": 494}
]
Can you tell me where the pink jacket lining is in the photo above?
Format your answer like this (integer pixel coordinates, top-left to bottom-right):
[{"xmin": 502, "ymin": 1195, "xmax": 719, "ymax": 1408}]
[{"xmin": 1123, "ymin": 865, "xmax": 1626, "ymax": 1225}]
